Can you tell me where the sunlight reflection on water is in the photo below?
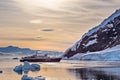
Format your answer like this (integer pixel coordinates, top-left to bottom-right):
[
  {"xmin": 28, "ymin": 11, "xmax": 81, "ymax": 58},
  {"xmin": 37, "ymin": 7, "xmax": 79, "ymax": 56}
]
[{"xmin": 0, "ymin": 56, "xmax": 120, "ymax": 80}]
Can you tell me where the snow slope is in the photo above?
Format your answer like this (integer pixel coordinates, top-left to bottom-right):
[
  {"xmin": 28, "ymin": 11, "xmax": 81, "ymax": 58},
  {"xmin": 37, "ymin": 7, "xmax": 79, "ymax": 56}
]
[
  {"xmin": 64, "ymin": 9, "xmax": 120, "ymax": 58},
  {"xmin": 68, "ymin": 45, "xmax": 120, "ymax": 61},
  {"xmin": 83, "ymin": 9, "xmax": 120, "ymax": 38}
]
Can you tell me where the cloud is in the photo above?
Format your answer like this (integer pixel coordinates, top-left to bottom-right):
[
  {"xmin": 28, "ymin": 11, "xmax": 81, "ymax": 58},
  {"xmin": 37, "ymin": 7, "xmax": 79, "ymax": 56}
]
[
  {"xmin": 96, "ymin": 0, "xmax": 114, "ymax": 3},
  {"xmin": 41, "ymin": 28, "xmax": 54, "ymax": 32},
  {"xmin": 1, "ymin": 0, "xmax": 120, "ymax": 51},
  {"xmin": 0, "ymin": 37, "xmax": 46, "ymax": 41},
  {"xmin": 29, "ymin": 19, "xmax": 42, "ymax": 24}
]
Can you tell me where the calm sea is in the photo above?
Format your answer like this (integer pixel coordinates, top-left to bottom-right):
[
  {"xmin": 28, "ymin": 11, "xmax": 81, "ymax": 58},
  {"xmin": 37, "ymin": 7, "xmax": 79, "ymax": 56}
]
[{"xmin": 0, "ymin": 56, "xmax": 120, "ymax": 80}]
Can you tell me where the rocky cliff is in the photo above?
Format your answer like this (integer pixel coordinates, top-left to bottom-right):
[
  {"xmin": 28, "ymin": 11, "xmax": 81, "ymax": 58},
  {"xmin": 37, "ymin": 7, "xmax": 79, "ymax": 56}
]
[{"xmin": 64, "ymin": 9, "xmax": 120, "ymax": 58}]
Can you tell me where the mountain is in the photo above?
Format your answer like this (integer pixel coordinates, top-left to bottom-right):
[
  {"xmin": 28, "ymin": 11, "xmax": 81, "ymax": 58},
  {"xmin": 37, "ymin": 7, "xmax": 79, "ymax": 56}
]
[
  {"xmin": 0, "ymin": 46, "xmax": 36, "ymax": 55},
  {"xmin": 68, "ymin": 45, "xmax": 120, "ymax": 61},
  {"xmin": 0, "ymin": 46, "xmax": 63, "ymax": 56},
  {"xmin": 64, "ymin": 9, "xmax": 120, "ymax": 58}
]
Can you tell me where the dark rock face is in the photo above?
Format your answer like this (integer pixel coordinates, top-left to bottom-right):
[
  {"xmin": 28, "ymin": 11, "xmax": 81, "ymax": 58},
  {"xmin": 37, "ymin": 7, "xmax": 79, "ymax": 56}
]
[{"xmin": 64, "ymin": 10, "xmax": 120, "ymax": 58}]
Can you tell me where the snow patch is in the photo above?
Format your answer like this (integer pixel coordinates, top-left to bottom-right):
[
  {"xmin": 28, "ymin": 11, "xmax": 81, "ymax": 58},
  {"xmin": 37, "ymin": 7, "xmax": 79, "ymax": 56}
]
[
  {"xmin": 85, "ymin": 39, "xmax": 97, "ymax": 47},
  {"xmin": 67, "ymin": 9, "xmax": 120, "ymax": 53},
  {"xmin": 107, "ymin": 23, "xmax": 113, "ymax": 28},
  {"xmin": 113, "ymin": 29, "xmax": 115, "ymax": 31},
  {"xmin": 69, "ymin": 38, "xmax": 83, "ymax": 52},
  {"xmin": 83, "ymin": 9, "xmax": 120, "ymax": 38},
  {"xmin": 71, "ymin": 43, "xmax": 77, "ymax": 51},
  {"xmin": 113, "ymin": 36, "xmax": 117, "ymax": 40},
  {"xmin": 102, "ymin": 29, "xmax": 108, "ymax": 32},
  {"xmin": 92, "ymin": 34, "xmax": 97, "ymax": 38}
]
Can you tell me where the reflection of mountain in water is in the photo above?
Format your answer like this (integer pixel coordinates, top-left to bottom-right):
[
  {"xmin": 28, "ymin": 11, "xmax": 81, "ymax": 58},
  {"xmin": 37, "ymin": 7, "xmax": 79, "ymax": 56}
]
[{"xmin": 68, "ymin": 67, "xmax": 120, "ymax": 80}]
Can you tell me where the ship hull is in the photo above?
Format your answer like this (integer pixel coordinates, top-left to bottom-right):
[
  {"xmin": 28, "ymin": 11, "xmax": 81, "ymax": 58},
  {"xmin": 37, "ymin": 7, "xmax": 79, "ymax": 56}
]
[{"xmin": 20, "ymin": 58, "xmax": 61, "ymax": 62}]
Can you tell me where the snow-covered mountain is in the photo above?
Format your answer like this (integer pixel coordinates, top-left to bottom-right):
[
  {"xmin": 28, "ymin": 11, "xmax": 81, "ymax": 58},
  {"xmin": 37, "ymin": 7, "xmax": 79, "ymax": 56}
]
[
  {"xmin": 0, "ymin": 46, "xmax": 36, "ymax": 55},
  {"xmin": 0, "ymin": 46, "xmax": 63, "ymax": 56},
  {"xmin": 64, "ymin": 9, "xmax": 120, "ymax": 58},
  {"xmin": 68, "ymin": 45, "xmax": 120, "ymax": 61}
]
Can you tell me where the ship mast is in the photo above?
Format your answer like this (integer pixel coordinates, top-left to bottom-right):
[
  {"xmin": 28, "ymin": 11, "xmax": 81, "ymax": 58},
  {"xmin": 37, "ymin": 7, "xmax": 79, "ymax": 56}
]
[{"xmin": 36, "ymin": 50, "xmax": 38, "ymax": 56}]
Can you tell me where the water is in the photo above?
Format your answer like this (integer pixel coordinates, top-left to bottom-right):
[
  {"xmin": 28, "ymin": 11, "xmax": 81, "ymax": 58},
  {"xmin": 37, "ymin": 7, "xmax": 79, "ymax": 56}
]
[{"xmin": 0, "ymin": 56, "xmax": 120, "ymax": 80}]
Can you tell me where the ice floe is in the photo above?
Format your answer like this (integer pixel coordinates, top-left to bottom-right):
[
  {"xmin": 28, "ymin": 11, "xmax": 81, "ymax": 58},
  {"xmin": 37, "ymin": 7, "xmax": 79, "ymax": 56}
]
[
  {"xmin": 22, "ymin": 75, "xmax": 45, "ymax": 80},
  {"xmin": 14, "ymin": 61, "xmax": 40, "ymax": 74}
]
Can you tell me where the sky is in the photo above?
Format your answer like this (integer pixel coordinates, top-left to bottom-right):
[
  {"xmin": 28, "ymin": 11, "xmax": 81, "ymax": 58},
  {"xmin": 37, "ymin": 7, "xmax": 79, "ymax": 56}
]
[{"xmin": 0, "ymin": 0, "xmax": 120, "ymax": 51}]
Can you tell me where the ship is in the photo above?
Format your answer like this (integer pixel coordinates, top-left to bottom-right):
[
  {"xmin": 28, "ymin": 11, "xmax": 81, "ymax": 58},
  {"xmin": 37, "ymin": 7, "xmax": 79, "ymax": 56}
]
[{"xmin": 20, "ymin": 51, "xmax": 62, "ymax": 62}]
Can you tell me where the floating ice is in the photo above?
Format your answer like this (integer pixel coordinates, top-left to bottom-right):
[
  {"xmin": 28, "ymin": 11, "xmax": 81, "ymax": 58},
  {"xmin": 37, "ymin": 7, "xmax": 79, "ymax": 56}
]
[
  {"xmin": 22, "ymin": 61, "xmax": 31, "ymax": 71},
  {"xmin": 31, "ymin": 64, "xmax": 40, "ymax": 71},
  {"xmin": 22, "ymin": 75, "xmax": 45, "ymax": 80},
  {"xmin": 13, "ymin": 64, "xmax": 23, "ymax": 74},
  {"xmin": 14, "ymin": 61, "xmax": 40, "ymax": 74}
]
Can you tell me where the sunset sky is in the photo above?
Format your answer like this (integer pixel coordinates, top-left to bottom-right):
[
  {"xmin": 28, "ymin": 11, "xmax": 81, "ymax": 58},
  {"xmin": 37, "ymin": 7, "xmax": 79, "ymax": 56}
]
[{"xmin": 0, "ymin": 0, "xmax": 120, "ymax": 51}]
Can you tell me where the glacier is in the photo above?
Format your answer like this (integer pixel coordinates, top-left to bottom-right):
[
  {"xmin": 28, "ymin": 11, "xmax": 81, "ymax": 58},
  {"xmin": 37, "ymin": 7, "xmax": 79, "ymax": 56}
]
[{"xmin": 68, "ymin": 45, "xmax": 120, "ymax": 61}]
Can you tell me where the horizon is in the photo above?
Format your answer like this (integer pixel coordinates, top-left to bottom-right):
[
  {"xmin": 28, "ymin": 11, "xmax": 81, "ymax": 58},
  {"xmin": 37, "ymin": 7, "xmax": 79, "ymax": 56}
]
[
  {"xmin": 0, "ymin": 0, "xmax": 120, "ymax": 51},
  {"xmin": 0, "ymin": 45, "xmax": 64, "ymax": 52}
]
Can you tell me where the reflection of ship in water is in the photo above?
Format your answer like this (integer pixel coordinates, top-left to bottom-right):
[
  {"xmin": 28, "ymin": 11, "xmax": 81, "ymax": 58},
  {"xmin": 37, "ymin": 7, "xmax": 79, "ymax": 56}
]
[
  {"xmin": 68, "ymin": 67, "xmax": 120, "ymax": 80},
  {"xmin": 20, "ymin": 51, "xmax": 62, "ymax": 62}
]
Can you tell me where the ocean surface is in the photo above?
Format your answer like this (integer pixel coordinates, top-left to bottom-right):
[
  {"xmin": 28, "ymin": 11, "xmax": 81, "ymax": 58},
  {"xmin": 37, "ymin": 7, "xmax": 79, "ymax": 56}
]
[{"xmin": 0, "ymin": 56, "xmax": 120, "ymax": 80}]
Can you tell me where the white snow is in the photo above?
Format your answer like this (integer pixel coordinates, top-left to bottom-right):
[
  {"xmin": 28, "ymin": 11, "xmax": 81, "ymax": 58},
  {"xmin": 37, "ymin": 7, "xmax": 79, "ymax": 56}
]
[
  {"xmin": 92, "ymin": 34, "xmax": 97, "ymax": 38},
  {"xmin": 102, "ymin": 29, "xmax": 108, "ymax": 32},
  {"xmin": 71, "ymin": 42, "xmax": 77, "ymax": 51},
  {"xmin": 113, "ymin": 36, "xmax": 117, "ymax": 40},
  {"xmin": 83, "ymin": 9, "xmax": 120, "ymax": 37},
  {"xmin": 68, "ymin": 45, "xmax": 120, "ymax": 61},
  {"xmin": 107, "ymin": 23, "xmax": 113, "ymax": 28},
  {"xmin": 85, "ymin": 39, "xmax": 97, "ymax": 47},
  {"xmin": 69, "ymin": 53, "xmax": 84, "ymax": 60},
  {"xmin": 14, "ymin": 61, "xmax": 40, "ymax": 74},
  {"xmin": 22, "ymin": 75, "xmax": 45, "ymax": 80},
  {"xmin": 68, "ymin": 9, "xmax": 120, "ymax": 52},
  {"xmin": 113, "ymin": 29, "xmax": 115, "ymax": 31},
  {"xmin": 69, "ymin": 39, "xmax": 82, "ymax": 52}
]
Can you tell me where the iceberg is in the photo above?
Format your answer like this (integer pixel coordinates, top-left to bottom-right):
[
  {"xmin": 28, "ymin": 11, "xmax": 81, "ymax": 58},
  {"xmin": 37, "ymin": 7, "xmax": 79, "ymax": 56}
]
[
  {"xmin": 22, "ymin": 75, "xmax": 45, "ymax": 80},
  {"xmin": 31, "ymin": 64, "xmax": 41, "ymax": 71},
  {"xmin": 14, "ymin": 61, "xmax": 40, "ymax": 74},
  {"xmin": 22, "ymin": 61, "xmax": 31, "ymax": 72},
  {"xmin": 13, "ymin": 64, "xmax": 23, "ymax": 74}
]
